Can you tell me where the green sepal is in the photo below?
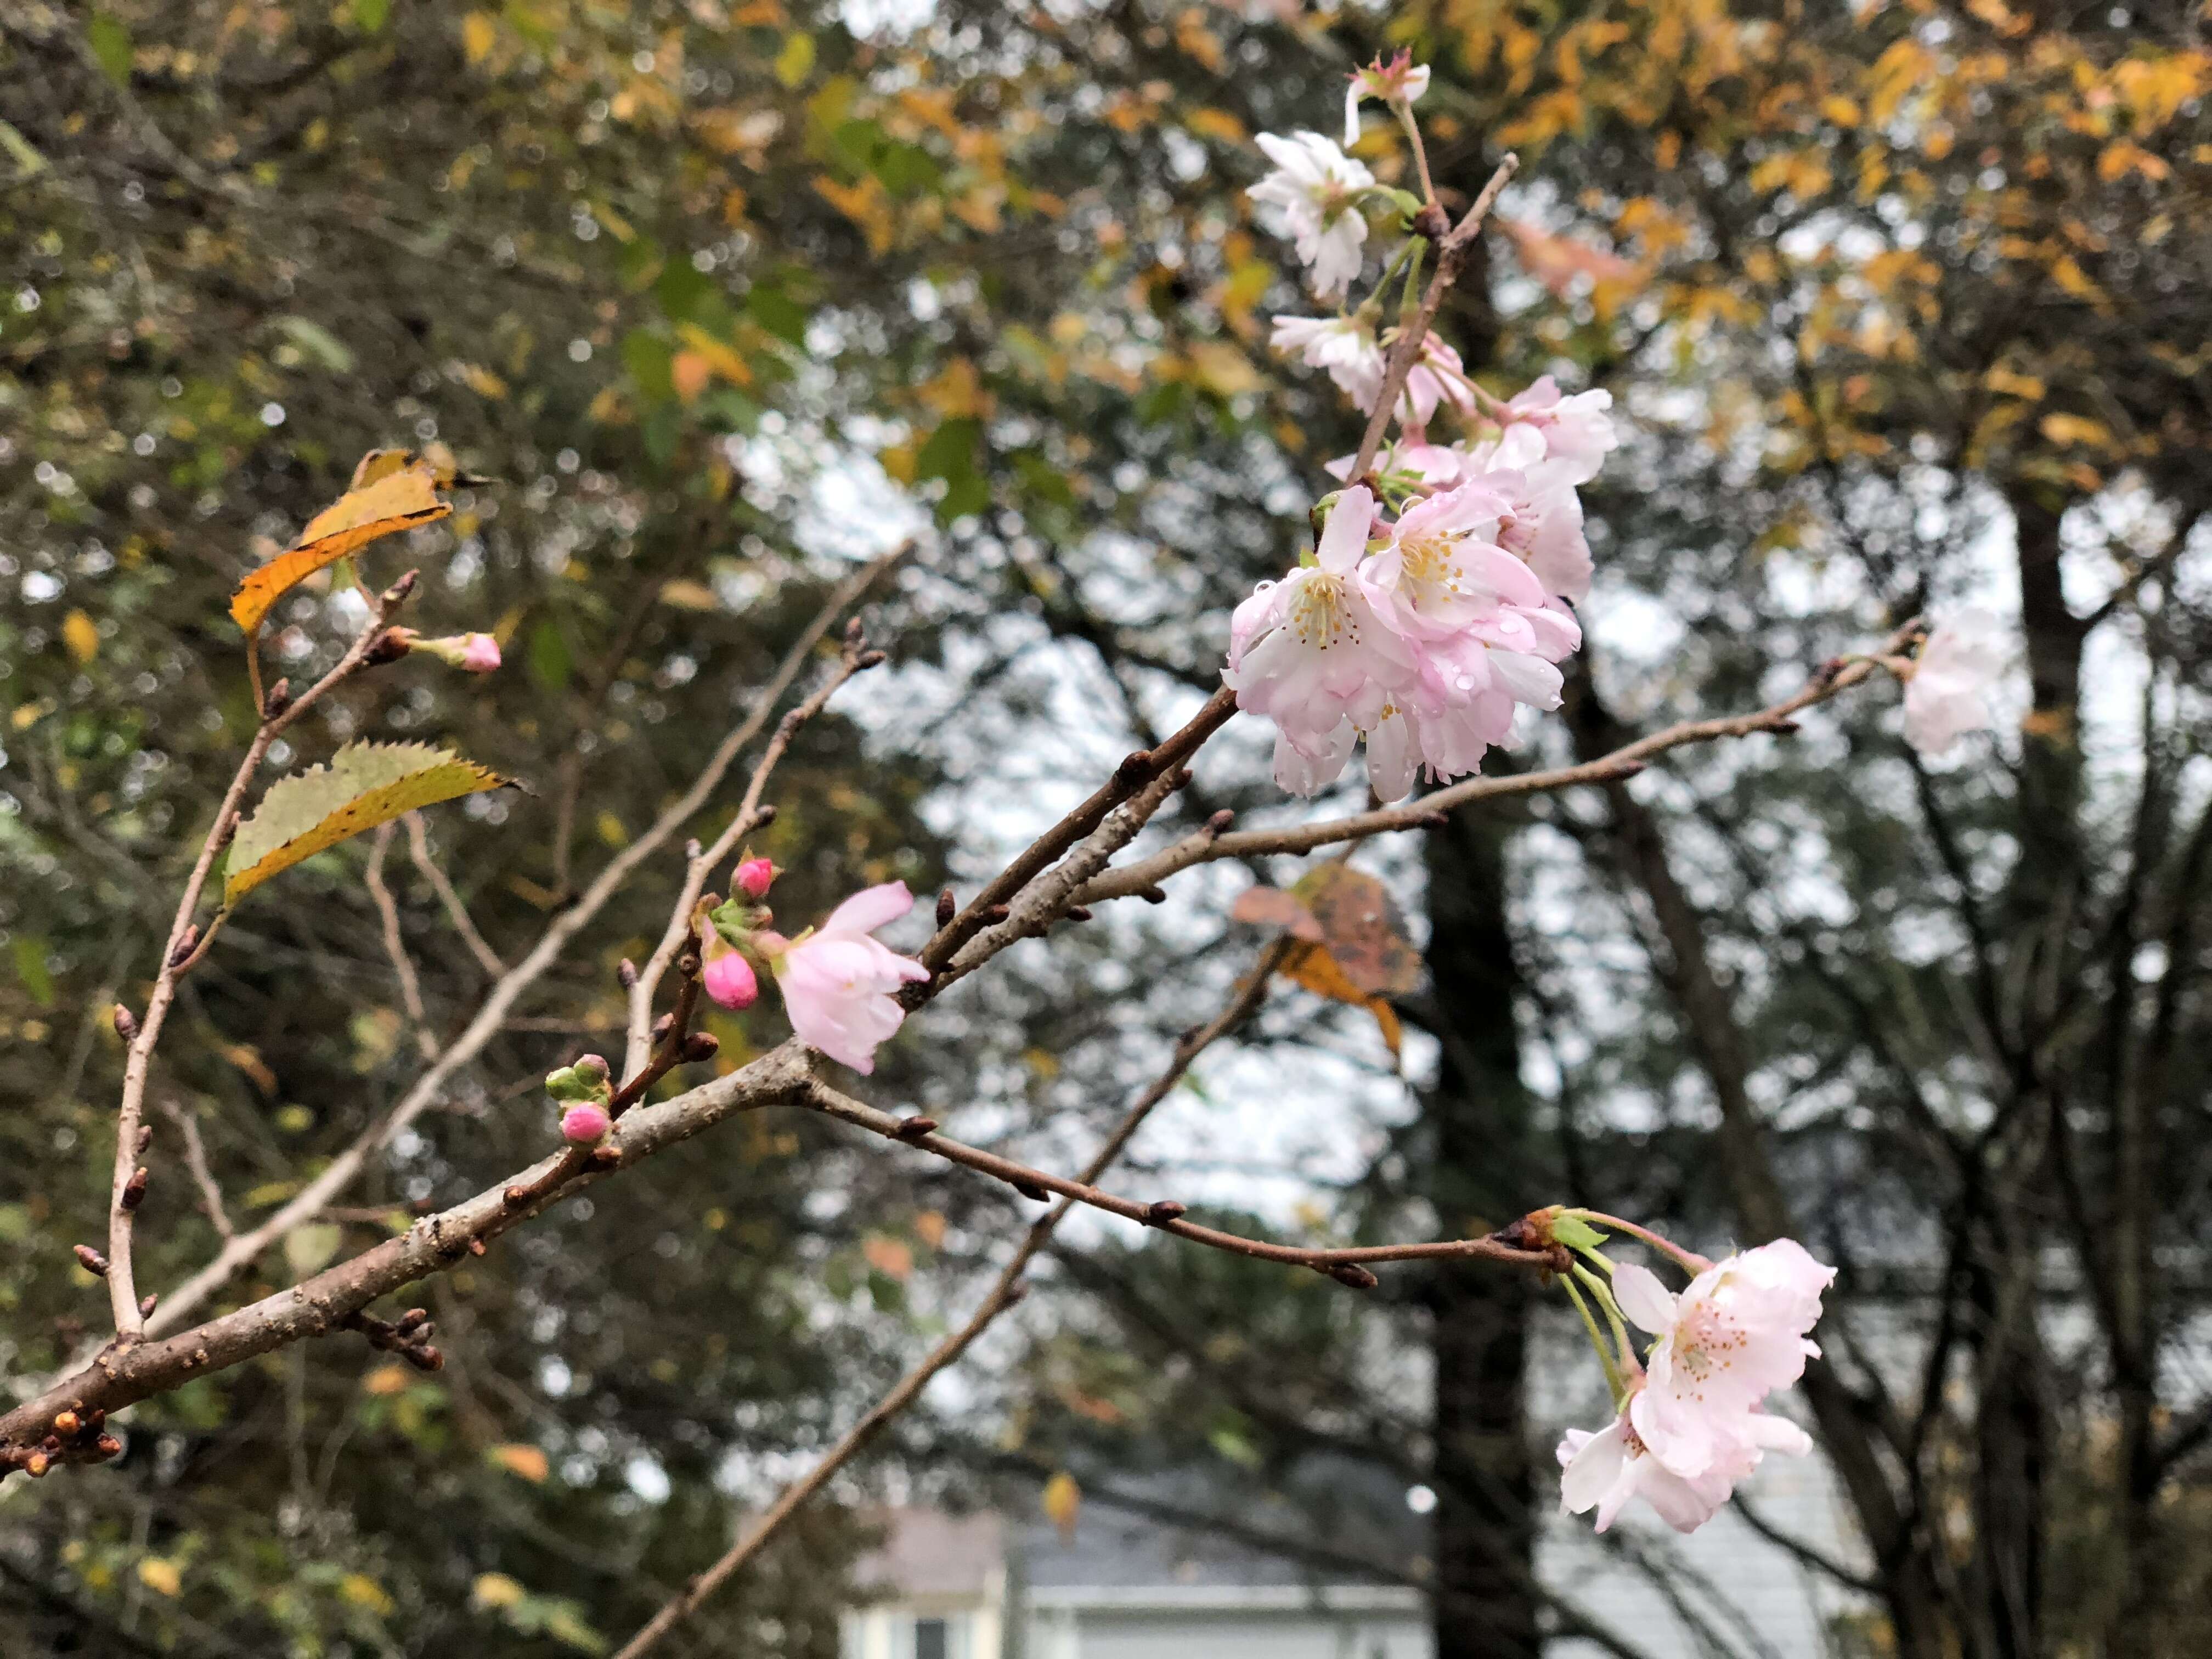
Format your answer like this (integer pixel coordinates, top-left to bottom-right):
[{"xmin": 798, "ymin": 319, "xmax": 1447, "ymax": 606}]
[
  {"xmin": 1549, "ymin": 1212, "xmax": 1611, "ymax": 1252},
  {"xmin": 544, "ymin": 1056, "xmax": 613, "ymax": 1107}
]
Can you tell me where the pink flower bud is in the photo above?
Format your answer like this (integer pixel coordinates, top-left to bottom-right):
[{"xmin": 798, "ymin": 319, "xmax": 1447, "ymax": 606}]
[
  {"xmin": 701, "ymin": 938, "xmax": 759, "ymax": 1010},
  {"xmin": 560, "ymin": 1103, "xmax": 611, "ymax": 1144},
  {"xmin": 459, "ymin": 633, "xmax": 501, "ymax": 673},
  {"xmin": 735, "ymin": 857, "xmax": 777, "ymax": 899}
]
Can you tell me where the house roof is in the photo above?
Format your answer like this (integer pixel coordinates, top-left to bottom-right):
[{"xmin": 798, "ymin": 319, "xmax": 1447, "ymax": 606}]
[{"xmin": 850, "ymin": 1507, "xmax": 1007, "ymax": 1598}]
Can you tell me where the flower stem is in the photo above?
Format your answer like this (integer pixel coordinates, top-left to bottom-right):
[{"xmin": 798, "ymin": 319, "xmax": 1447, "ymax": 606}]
[
  {"xmin": 1562, "ymin": 1272, "xmax": 1627, "ymax": 1410},
  {"xmin": 1572, "ymin": 1262, "xmax": 1639, "ymax": 1381},
  {"xmin": 1394, "ymin": 103, "xmax": 1438, "ymax": 208},
  {"xmin": 1564, "ymin": 1210, "xmax": 1714, "ymax": 1276}
]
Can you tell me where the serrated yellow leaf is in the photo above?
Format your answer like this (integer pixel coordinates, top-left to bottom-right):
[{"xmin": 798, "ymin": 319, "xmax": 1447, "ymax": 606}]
[
  {"xmin": 230, "ymin": 462, "xmax": 452, "ymax": 635},
  {"xmin": 224, "ymin": 741, "xmax": 510, "ymax": 906},
  {"xmin": 63, "ymin": 609, "xmax": 99, "ymax": 664}
]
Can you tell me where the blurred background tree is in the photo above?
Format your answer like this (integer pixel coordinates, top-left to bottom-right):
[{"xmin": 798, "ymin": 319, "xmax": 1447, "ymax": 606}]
[{"xmin": 4, "ymin": 2, "xmax": 2210, "ymax": 1657}]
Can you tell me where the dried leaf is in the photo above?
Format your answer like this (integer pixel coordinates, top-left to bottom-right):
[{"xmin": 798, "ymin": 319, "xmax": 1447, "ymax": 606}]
[
  {"xmin": 284, "ymin": 1222, "xmax": 343, "ymax": 1278},
  {"xmin": 1042, "ymin": 1470, "xmax": 1081, "ymax": 1539},
  {"xmin": 1291, "ymin": 865, "xmax": 1421, "ymax": 996},
  {"xmin": 1229, "ymin": 885, "xmax": 1324, "ymax": 941},
  {"xmin": 1497, "ymin": 217, "xmax": 1640, "ymax": 298},
  {"xmin": 862, "ymin": 1234, "xmax": 914, "ymax": 1281},
  {"xmin": 224, "ymin": 741, "xmax": 510, "ymax": 906},
  {"xmin": 63, "ymin": 610, "xmax": 99, "ymax": 664},
  {"xmin": 1279, "ymin": 941, "xmax": 1403, "ymax": 1060},
  {"xmin": 229, "ymin": 460, "xmax": 452, "ymax": 635}
]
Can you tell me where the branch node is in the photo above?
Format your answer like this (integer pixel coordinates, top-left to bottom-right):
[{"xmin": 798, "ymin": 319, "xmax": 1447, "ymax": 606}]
[
  {"xmin": 1206, "ymin": 809, "xmax": 1235, "ymax": 834},
  {"xmin": 1143, "ymin": 1200, "xmax": 1186, "ymax": 1226},
  {"xmin": 893, "ymin": 1115, "xmax": 939, "ymax": 1140}
]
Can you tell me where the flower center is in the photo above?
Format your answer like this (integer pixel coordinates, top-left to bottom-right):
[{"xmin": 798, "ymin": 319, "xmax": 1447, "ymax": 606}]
[
  {"xmin": 1396, "ymin": 533, "xmax": 1465, "ymax": 610},
  {"xmin": 1289, "ymin": 574, "xmax": 1359, "ymax": 649}
]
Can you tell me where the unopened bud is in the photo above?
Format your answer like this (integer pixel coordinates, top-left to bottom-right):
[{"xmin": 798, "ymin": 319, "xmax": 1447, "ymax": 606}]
[
  {"xmin": 261, "ymin": 676, "xmax": 292, "ymax": 719},
  {"xmin": 168, "ymin": 924, "xmax": 200, "ymax": 967},
  {"xmin": 734, "ymin": 856, "xmax": 778, "ymax": 900},
  {"xmin": 52, "ymin": 1411, "xmax": 80, "ymax": 1436},
  {"xmin": 95, "ymin": 1434, "xmax": 122, "ymax": 1458},
  {"xmin": 892, "ymin": 1116, "xmax": 939, "ymax": 1140},
  {"xmin": 1326, "ymin": 1262, "xmax": 1380, "ymax": 1290},
  {"xmin": 1413, "ymin": 202, "xmax": 1450, "ymax": 240},
  {"xmin": 935, "ymin": 888, "xmax": 956, "ymax": 927},
  {"xmin": 1144, "ymin": 1200, "xmax": 1187, "ymax": 1225},
  {"xmin": 560, "ymin": 1103, "xmax": 612, "ymax": 1146},
  {"xmin": 74, "ymin": 1245, "xmax": 109, "ymax": 1277},
  {"xmin": 121, "ymin": 1167, "xmax": 149, "ymax": 1211},
  {"xmin": 380, "ymin": 568, "xmax": 420, "ymax": 607},
  {"xmin": 139, "ymin": 1293, "xmax": 158, "ymax": 1317},
  {"xmin": 113, "ymin": 1003, "xmax": 138, "ymax": 1042},
  {"xmin": 25, "ymin": 1452, "xmax": 48, "ymax": 1478},
  {"xmin": 855, "ymin": 648, "xmax": 887, "ymax": 670},
  {"xmin": 1012, "ymin": 1178, "xmax": 1049, "ymax": 1201},
  {"xmin": 681, "ymin": 1031, "xmax": 720, "ymax": 1062},
  {"xmin": 363, "ymin": 626, "xmax": 414, "ymax": 666},
  {"xmin": 617, "ymin": 957, "xmax": 638, "ymax": 989},
  {"xmin": 701, "ymin": 940, "xmax": 758, "ymax": 1011},
  {"xmin": 1206, "ymin": 809, "xmax": 1235, "ymax": 834}
]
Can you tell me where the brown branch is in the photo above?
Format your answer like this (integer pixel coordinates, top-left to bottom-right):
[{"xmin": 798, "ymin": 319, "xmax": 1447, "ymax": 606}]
[
  {"xmin": 1, "ymin": 1042, "xmax": 816, "ymax": 1471},
  {"xmin": 1074, "ymin": 630, "xmax": 1915, "ymax": 908},
  {"xmin": 1347, "ymin": 154, "xmax": 1519, "ymax": 481},
  {"xmin": 623, "ymin": 590, "xmax": 899, "ymax": 1077},
  {"xmin": 142, "ymin": 558, "xmax": 901, "ymax": 1340},
  {"xmin": 613, "ymin": 942, "xmax": 1296, "ymax": 1658},
  {"xmin": 105, "ymin": 575, "xmax": 418, "ymax": 1342},
  {"xmin": 800, "ymin": 1080, "xmax": 1556, "ymax": 1283},
  {"xmin": 916, "ymin": 685, "xmax": 1238, "ymax": 980},
  {"xmin": 403, "ymin": 811, "xmax": 504, "ymax": 977}
]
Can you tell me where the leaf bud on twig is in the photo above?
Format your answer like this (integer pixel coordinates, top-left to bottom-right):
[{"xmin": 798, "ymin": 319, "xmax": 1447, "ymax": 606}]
[
  {"xmin": 121, "ymin": 1167, "xmax": 149, "ymax": 1211},
  {"xmin": 113, "ymin": 1003, "xmax": 138, "ymax": 1042},
  {"xmin": 74, "ymin": 1245, "xmax": 109, "ymax": 1277}
]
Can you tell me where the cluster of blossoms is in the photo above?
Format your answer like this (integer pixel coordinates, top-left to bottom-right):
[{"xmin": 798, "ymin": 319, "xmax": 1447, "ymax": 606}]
[
  {"xmin": 1237, "ymin": 70, "xmax": 1618, "ymax": 798},
  {"xmin": 1555, "ymin": 1226, "xmax": 1835, "ymax": 1533},
  {"xmin": 695, "ymin": 859, "xmax": 929, "ymax": 1075}
]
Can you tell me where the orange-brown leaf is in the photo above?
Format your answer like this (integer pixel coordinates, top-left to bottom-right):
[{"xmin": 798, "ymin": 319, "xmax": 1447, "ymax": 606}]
[
  {"xmin": 1229, "ymin": 885, "xmax": 1324, "ymax": 941},
  {"xmin": 1291, "ymin": 865, "xmax": 1421, "ymax": 996},
  {"xmin": 230, "ymin": 462, "xmax": 452, "ymax": 635}
]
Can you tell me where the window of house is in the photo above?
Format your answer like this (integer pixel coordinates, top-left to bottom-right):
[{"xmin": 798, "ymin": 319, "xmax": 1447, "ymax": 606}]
[
  {"xmin": 895, "ymin": 1614, "xmax": 967, "ymax": 1659},
  {"xmin": 915, "ymin": 1618, "xmax": 948, "ymax": 1659}
]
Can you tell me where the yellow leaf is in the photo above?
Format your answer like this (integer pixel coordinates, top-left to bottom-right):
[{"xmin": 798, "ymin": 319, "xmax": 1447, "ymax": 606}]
[
  {"xmin": 137, "ymin": 1559, "xmax": 183, "ymax": 1598},
  {"xmin": 1188, "ymin": 340, "xmax": 1261, "ymax": 397},
  {"xmin": 1042, "ymin": 1470, "xmax": 1081, "ymax": 1539},
  {"xmin": 339, "ymin": 1573, "xmax": 394, "ymax": 1615},
  {"xmin": 594, "ymin": 810, "xmax": 628, "ymax": 848},
  {"xmin": 774, "ymin": 31, "xmax": 815, "ymax": 88},
  {"xmin": 1279, "ymin": 943, "xmax": 1402, "ymax": 1060},
  {"xmin": 362, "ymin": 1363, "xmax": 411, "ymax": 1396},
  {"xmin": 1985, "ymin": 366, "xmax": 2046, "ymax": 401},
  {"xmin": 472, "ymin": 1572, "xmax": 527, "ymax": 1610},
  {"xmin": 2039, "ymin": 413, "xmax": 2116, "ymax": 452},
  {"xmin": 62, "ymin": 609, "xmax": 99, "ymax": 664},
  {"xmin": 657, "ymin": 578, "xmax": 720, "ymax": 611},
  {"xmin": 914, "ymin": 1209, "xmax": 946, "ymax": 1249},
  {"xmin": 458, "ymin": 363, "xmax": 508, "ymax": 399},
  {"xmin": 488, "ymin": 1443, "xmax": 550, "ymax": 1482},
  {"xmin": 1184, "ymin": 107, "xmax": 1246, "ymax": 145},
  {"xmin": 230, "ymin": 461, "xmax": 452, "ymax": 636},
  {"xmin": 814, "ymin": 172, "xmax": 894, "ymax": 256},
  {"xmin": 674, "ymin": 321, "xmax": 753, "ymax": 386},
  {"xmin": 224, "ymin": 741, "xmax": 511, "ymax": 906},
  {"xmin": 461, "ymin": 12, "xmax": 495, "ymax": 63}
]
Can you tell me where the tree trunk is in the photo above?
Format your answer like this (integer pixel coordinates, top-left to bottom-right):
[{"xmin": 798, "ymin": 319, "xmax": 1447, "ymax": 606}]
[{"xmin": 1424, "ymin": 800, "xmax": 1541, "ymax": 1659}]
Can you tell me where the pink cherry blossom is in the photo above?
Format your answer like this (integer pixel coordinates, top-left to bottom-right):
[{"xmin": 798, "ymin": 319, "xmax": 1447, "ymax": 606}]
[
  {"xmin": 1362, "ymin": 479, "xmax": 1546, "ymax": 638},
  {"xmin": 1559, "ymin": 1398, "xmax": 1811, "ymax": 1534},
  {"xmin": 560, "ymin": 1103, "xmax": 611, "ymax": 1145},
  {"xmin": 701, "ymin": 932, "xmax": 759, "ymax": 1011},
  {"xmin": 458, "ymin": 633, "xmax": 501, "ymax": 673},
  {"xmin": 1496, "ymin": 375, "xmax": 1619, "ymax": 484},
  {"xmin": 1904, "ymin": 610, "xmax": 2005, "ymax": 754},
  {"xmin": 734, "ymin": 857, "xmax": 778, "ymax": 900},
  {"xmin": 1251, "ymin": 132, "xmax": 1375, "ymax": 300},
  {"xmin": 1387, "ymin": 330, "xmax": 1476, "ymax": 427},
  {"xmin": 1271, "ymin": 314, "xmax": 1385, "ymax": 410},
  {"xmin": 1344, "ymin": 50, "xmax": 1431, "ymax": 146},
  {"xmin": 1613, "ymin": 1240, "xmax": 1836, "ymax": 1479},
  {"xmin": 772, "ymin": 882, "xmax": 930, "ymax": 1074},
  {"xmin": 1223, "ymin": 487, "xmax": 1418, "ymax": 797}
]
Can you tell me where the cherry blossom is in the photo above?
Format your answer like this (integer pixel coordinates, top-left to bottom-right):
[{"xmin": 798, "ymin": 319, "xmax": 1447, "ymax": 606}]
[
  {"xmin": 1344, "ymin": 50, "xmax": 1431, "ymax": 146},
  {"xmin": 734, "ymin": 856, "xmax": 778, "ymax": 900},
  {"xmin": 397, "ymin": 630, "xmax": 503, "ymax": 673},
  {"xmin": 1493, "ymin": 375, "xmax": 1619, "ymax": 484},
  {"xmin": 769, "ymin": 882, "xmax": 930, "ymax": 1075},
  {"xmin": 1559, "ymin": 1398, "xmax": 1812, "ymax": 1534},
  {"xmin": 1224, "ymin": 487, "xmax": 1419, "ymax": 796},
  {"xmin": 1271, "ymin": 314, "xmax": 1385, "ymax": 409},
  {"xmin": 1903, "ymin": 610, "xmax": 2006, "ymax": 755},
  {"xmin": 1612, "ymin": 1240, "xmax": 1836, "ymax": 1480},
  {"xmin": 1251, "ymin": 132, "xmax": 1376, "ymax": 299}
]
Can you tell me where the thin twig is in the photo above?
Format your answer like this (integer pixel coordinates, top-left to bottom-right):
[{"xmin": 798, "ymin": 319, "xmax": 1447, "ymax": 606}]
[
  {"xmin": 1074, "ymin": 630, "xmax": 1915, "ymax": 907},
  {"xmin": 403, "ymin": 811, "xmax": 504, "ymax": 977},
  {"xmin": 155, "ymin": 1101, "xmax": 233, "ymax": 1243},
  {"xmin": 1346, "ymin": 154, "xmax": 1518, "ymax": 481},
  {"xmin": 623, "ymin": 599, "xmax": 896, "ymax": 1077},
  {"xmin": 142, "ymin": 557, "xmax": 902, "ymax": 1339},
  {"xmin": 107, "ymin": 579, "xmax": 415, "ymax": 1341},
  {"xmin": 612, "ymin": 943, "xmax": 1295, "ymax": 1658},
  {"xmin": 364, "ymin": 823, "xmax": 437, "ymax": 1062}
]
